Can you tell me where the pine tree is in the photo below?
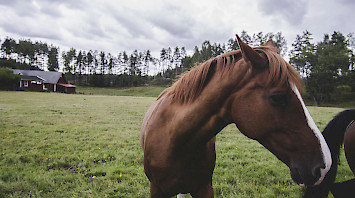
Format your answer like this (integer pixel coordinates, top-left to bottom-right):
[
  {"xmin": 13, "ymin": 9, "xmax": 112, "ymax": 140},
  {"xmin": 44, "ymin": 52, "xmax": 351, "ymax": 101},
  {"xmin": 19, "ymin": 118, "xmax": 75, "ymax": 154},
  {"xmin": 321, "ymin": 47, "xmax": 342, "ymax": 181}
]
[
  {"xmin": 1, "ymin": 38, "xmax": 16, "ymax": 59},
  {"xmin": 143, "ymin": 50, "xmax": 153, "ymax": 76},
  {"xmin": 47, "ymin": 46, "xmax": 59, "ymax": 71},
  {"xmin": 289, "ymin": 30, "xmax": 315, "ymax": 78}
]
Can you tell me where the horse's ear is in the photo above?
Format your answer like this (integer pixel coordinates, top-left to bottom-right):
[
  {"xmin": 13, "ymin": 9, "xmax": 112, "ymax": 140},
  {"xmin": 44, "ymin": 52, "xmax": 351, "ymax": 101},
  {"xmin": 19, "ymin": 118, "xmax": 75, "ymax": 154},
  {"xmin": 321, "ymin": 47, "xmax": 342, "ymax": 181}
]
[
  {"xmin": 264, "ymin": 39, "xmax": 276, "ymax": 47},
  {"xmin": 236, "ymin": 34, "xmax": 267, "ymax": 69},
  {"xmin": 264, "ymin": 39, "xmax": 280, "ymax": 54}
]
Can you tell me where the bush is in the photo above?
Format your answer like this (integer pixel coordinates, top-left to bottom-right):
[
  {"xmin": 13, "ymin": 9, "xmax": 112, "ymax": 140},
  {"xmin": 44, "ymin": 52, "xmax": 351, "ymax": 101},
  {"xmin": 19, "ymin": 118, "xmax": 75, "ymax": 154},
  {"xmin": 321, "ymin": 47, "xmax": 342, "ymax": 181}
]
[
  {"xmin": 331, "ymin": 85, "xmax": 354, "ymax": 102},
  {"xmin": 0, "ymin": 68, "xmax": 20, "ymax": 90},
  {"xmin": 335, "ymin": 85, "xmax": 352, "ymax": 94}
]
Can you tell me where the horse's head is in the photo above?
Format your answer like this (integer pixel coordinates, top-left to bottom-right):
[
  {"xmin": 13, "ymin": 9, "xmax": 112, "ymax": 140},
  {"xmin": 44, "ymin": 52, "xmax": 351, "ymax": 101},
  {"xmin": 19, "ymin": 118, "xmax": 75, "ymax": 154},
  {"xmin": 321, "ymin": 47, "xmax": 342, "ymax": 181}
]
[{"xmin": 229, "ymin": 36, "xmax": 332, "ymax": 186}]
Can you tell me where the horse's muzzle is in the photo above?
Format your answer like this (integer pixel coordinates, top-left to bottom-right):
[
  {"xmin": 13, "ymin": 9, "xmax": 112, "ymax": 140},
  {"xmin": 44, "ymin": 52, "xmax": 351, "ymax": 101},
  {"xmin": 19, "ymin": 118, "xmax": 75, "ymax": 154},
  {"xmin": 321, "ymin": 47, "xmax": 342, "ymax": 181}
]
[{"xmin": 290, "ymin": 163, "xmax": 325, "ymax": 186}]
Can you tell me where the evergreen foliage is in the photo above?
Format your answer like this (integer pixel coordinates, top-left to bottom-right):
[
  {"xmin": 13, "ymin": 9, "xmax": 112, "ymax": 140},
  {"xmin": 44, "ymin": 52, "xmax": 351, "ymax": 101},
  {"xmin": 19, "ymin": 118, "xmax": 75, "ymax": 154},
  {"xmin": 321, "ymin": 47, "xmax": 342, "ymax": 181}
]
[{"xmin": 289, "ymin": 31, "xmax": 355, "ymax": 105}]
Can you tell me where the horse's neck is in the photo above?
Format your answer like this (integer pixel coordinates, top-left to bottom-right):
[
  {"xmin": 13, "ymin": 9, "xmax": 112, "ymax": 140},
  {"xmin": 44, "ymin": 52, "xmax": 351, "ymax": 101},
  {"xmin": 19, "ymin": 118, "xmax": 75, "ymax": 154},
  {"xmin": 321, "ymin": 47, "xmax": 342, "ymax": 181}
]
[
  {"xmin": 157, "ymin": 63, "xmax": 252, "ymax": 147},
  {"xmin": 169, "ymin": 99, "xmax": 230, "ymax": 147},
  {"xmin": 170, "ymin": 74, "xmax": 245, "ymax": 145}
]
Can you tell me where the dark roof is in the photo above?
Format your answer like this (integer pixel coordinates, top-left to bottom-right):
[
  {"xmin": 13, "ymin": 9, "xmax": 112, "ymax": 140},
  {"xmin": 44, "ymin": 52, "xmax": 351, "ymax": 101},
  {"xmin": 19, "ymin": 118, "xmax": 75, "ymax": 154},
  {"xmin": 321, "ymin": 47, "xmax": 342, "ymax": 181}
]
[
  {"xmin": 12, "ymin": 69, "xmax": 62, "ymax": 84},
  {"xmin": 21, "ymin": 75, "xmax": 45, "ymax": 81}
]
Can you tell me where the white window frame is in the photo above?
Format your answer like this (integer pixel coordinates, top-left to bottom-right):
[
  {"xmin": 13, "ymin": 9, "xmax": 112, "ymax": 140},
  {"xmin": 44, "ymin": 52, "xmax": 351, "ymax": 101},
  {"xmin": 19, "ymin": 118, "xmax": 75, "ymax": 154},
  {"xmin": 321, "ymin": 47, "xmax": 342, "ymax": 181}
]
[{"xmin": 24, "ymin": 81, "xmax": 28, "ymax": 87}]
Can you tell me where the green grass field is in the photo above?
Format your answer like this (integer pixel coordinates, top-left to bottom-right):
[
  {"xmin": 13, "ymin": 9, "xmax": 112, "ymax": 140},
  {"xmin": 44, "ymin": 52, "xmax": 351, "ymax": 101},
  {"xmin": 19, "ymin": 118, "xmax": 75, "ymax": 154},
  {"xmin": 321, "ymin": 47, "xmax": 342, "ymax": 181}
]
[
  {"xmin": 0, "ymin": 90, "xmax": 353, "ymax": 197},
  {"xmin": 76, "ymin": 86, "xmax": 168, "ymax": 97}
]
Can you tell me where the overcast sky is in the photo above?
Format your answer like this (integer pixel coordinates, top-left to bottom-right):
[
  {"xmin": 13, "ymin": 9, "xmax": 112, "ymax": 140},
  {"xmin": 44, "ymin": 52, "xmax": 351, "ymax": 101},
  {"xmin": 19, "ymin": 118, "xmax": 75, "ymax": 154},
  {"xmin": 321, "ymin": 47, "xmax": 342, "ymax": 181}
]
[{"xmin": 0, "ymin": 0, "xmax": 354, "ymax": 57}]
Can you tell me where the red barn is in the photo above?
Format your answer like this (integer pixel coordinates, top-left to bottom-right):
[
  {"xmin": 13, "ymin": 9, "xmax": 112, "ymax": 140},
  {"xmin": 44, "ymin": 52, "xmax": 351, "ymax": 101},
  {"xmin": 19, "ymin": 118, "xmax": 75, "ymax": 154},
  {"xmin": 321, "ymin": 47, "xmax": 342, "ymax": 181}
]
[{"xmin": 12, "ymin": 69, "xmax": 76, "ymax": 94}]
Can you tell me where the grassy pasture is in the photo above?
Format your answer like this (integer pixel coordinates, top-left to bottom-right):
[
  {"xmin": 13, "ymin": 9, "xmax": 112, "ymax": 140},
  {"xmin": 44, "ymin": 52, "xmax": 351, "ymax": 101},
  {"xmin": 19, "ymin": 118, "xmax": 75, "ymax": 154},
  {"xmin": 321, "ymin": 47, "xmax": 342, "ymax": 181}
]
[
  {"xmin": 76, "ymin": 86, "xmax": 168, "ymax": 97},
  {"xmin": 0, "ymin": 91, "xmax": 353, "ymax": 197}
]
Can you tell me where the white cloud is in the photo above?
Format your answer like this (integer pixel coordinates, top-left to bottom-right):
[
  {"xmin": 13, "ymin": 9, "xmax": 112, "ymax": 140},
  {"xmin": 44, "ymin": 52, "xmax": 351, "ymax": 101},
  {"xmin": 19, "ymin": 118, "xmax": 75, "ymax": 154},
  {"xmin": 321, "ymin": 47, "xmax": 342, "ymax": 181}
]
[{"xmin": 0, "ymin": 0, "xmax": 354, "ymax": 57}]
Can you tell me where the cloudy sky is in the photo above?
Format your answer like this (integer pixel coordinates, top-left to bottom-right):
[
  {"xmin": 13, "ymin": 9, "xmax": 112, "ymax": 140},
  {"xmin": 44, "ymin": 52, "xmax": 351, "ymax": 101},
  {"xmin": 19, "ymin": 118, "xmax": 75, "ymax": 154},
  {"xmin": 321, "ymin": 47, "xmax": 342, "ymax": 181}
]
[{"xmin": 0, "ymin": 0, "xmax": 354, "ymax": 57}]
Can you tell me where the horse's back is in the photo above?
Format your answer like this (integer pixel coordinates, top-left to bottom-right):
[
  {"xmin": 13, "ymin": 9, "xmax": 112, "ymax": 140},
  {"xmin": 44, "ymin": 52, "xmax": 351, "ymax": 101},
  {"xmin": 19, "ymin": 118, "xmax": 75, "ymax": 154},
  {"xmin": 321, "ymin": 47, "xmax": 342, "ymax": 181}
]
[
  {"xmin": 331, "ymin": 114, "xmax": 355, "ymax": 197},
  {"xmin": 344, "ymin": 122, "xmax": 355, "ymax": 175}
]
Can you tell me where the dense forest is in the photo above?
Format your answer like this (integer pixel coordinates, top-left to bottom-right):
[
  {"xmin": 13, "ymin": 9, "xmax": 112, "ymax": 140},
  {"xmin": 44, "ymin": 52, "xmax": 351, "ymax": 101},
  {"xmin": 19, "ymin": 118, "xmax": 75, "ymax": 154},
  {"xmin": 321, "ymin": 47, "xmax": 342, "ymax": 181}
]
[{"xmin": 1, "ymin": 30, "xmax": 354, "ymax": 105}]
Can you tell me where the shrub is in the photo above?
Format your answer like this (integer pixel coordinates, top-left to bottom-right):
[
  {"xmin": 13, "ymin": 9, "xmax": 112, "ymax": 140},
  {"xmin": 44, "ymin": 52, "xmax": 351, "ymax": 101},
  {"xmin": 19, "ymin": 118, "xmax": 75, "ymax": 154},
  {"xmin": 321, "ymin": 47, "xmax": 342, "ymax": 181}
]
[
  {"xmin": 0, "ymin": 68, "xmax": 20, "ymax": 90},
  {"xmin": 332, "ymin": 85, "xmax": 354, "ymax": 102},
  {"xmin": 335, "ymin": 85, "xmax": 352, "ymax": 94}
]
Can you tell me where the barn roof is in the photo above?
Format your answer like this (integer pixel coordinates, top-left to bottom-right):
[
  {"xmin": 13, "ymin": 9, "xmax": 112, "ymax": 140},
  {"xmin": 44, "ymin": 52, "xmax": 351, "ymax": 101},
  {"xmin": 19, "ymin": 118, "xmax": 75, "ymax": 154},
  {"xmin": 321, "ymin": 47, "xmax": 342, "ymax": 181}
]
[
  {"xmin": 12, "ymin": 69, "xmax": 62, "ymax": 84},
  {"xmin": 21, "ymin": 75, "xmax": 45, "ymax": 82}
]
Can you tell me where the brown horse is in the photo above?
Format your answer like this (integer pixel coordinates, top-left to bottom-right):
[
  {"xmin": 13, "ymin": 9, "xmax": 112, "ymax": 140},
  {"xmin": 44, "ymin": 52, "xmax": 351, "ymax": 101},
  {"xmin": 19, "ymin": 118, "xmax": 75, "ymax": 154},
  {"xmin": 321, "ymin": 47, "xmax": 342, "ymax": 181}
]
[
  {"xmin": 140, "ymin": 36, "xmax": 332, "ymax": 197},
  {"xmin": 303, "ymin": 109, "xmax": 355, "ymax": 198}
]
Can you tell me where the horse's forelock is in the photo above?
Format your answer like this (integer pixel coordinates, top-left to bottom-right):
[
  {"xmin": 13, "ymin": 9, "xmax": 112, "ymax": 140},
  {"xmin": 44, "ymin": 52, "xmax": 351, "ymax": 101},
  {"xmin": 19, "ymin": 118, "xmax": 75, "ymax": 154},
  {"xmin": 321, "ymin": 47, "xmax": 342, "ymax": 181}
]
[{"xmin": 257, "ymin": 47, "xmax": 303, "ymax": 92}]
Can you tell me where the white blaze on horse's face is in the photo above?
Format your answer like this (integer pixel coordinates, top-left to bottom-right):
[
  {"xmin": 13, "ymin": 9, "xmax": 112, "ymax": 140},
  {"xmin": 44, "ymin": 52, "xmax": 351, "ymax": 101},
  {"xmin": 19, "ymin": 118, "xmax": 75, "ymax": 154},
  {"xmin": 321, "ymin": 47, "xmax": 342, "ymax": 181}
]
[{"xmin": 290, "ymin": 83, "xmax": 332, "ymax": 186}]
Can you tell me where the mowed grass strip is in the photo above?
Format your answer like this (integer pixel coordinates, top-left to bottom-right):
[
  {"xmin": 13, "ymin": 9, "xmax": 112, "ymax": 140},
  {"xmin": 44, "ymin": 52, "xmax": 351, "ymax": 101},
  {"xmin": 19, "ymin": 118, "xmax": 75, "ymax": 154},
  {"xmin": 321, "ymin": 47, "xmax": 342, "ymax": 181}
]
[{"xmin": 0, "ymin": 91, "xmax": 352, "ymax": 197}]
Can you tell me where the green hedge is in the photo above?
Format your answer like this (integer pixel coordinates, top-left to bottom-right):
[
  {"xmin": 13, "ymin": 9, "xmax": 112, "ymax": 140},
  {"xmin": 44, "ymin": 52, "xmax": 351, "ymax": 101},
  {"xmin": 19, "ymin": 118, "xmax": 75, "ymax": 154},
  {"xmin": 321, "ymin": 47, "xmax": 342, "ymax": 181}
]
[{"xmin": 0, "ymin": 68, "xmax": 20, "ymax": 90}]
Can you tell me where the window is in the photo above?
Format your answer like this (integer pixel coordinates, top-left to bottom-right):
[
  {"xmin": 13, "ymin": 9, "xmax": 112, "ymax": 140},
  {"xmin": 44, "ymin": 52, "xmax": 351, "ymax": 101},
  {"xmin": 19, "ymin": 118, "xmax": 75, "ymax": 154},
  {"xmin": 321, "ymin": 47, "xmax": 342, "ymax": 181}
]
[{"xmin": 24, "ymin": 81, "xmax": 28, "ymax": 87}]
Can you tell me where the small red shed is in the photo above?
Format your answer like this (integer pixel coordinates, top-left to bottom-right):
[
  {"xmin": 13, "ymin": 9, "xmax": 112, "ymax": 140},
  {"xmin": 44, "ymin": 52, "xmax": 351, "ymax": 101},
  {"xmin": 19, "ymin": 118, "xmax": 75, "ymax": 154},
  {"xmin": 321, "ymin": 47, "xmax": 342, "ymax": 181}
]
[{"xmin": 12, "ymin": 69, "xmax": 76, "ymax": 94}]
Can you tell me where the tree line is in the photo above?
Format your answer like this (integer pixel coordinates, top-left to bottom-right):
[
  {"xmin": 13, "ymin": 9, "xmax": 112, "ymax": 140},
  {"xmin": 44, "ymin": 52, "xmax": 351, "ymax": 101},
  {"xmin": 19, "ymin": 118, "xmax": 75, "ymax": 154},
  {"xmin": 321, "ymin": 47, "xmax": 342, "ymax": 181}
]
[
  {"xmin": 1, "ymin": 30, "xmax": 354, "ymax": 105},
  {"xmin": 0, "ymin": 31, "xmax": 288, "ymax": 87},
  {"xmin": 0, "ymin": 37, "xmax": 187, "ymax": 87},
  {"xmin": 289, "ymin": 31, "xmax": 355, "ymax": 105}
]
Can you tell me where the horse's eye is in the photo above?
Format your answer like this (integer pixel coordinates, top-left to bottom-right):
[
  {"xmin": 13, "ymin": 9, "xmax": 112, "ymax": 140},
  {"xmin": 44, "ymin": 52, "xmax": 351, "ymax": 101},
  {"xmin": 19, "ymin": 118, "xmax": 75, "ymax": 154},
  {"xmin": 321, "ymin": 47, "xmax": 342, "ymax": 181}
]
[{"xmin": 270, "ymin": 93, "xmax": 288, "ymax": 107}]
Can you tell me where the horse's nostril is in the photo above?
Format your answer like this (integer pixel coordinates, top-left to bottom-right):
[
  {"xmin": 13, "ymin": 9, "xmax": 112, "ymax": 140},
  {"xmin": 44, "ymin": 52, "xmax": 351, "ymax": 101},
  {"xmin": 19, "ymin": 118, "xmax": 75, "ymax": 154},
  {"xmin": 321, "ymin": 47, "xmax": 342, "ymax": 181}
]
[
  {"xmin": 312, "ymin": 163, "xmax": 325, "ymax": 179},
  {"xmin": 291, "ymin": 162, "xmax": 326, "ymax": 186}
]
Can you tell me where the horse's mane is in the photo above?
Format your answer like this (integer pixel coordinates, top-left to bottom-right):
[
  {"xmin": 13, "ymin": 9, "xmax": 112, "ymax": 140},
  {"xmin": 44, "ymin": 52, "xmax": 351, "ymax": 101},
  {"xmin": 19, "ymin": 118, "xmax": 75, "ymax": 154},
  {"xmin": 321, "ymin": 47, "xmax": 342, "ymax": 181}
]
[{"xmin": 159, "ymin": 46, "xmax": 302, "ymax": 104}]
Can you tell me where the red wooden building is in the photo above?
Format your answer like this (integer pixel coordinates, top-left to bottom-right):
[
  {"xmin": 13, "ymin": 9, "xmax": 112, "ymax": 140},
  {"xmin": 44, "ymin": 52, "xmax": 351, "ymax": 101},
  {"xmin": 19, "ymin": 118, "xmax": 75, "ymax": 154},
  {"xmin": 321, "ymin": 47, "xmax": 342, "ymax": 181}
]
[{"xmin": 12, "ymin": 69, "xmax": 76, "ymax": 94}]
